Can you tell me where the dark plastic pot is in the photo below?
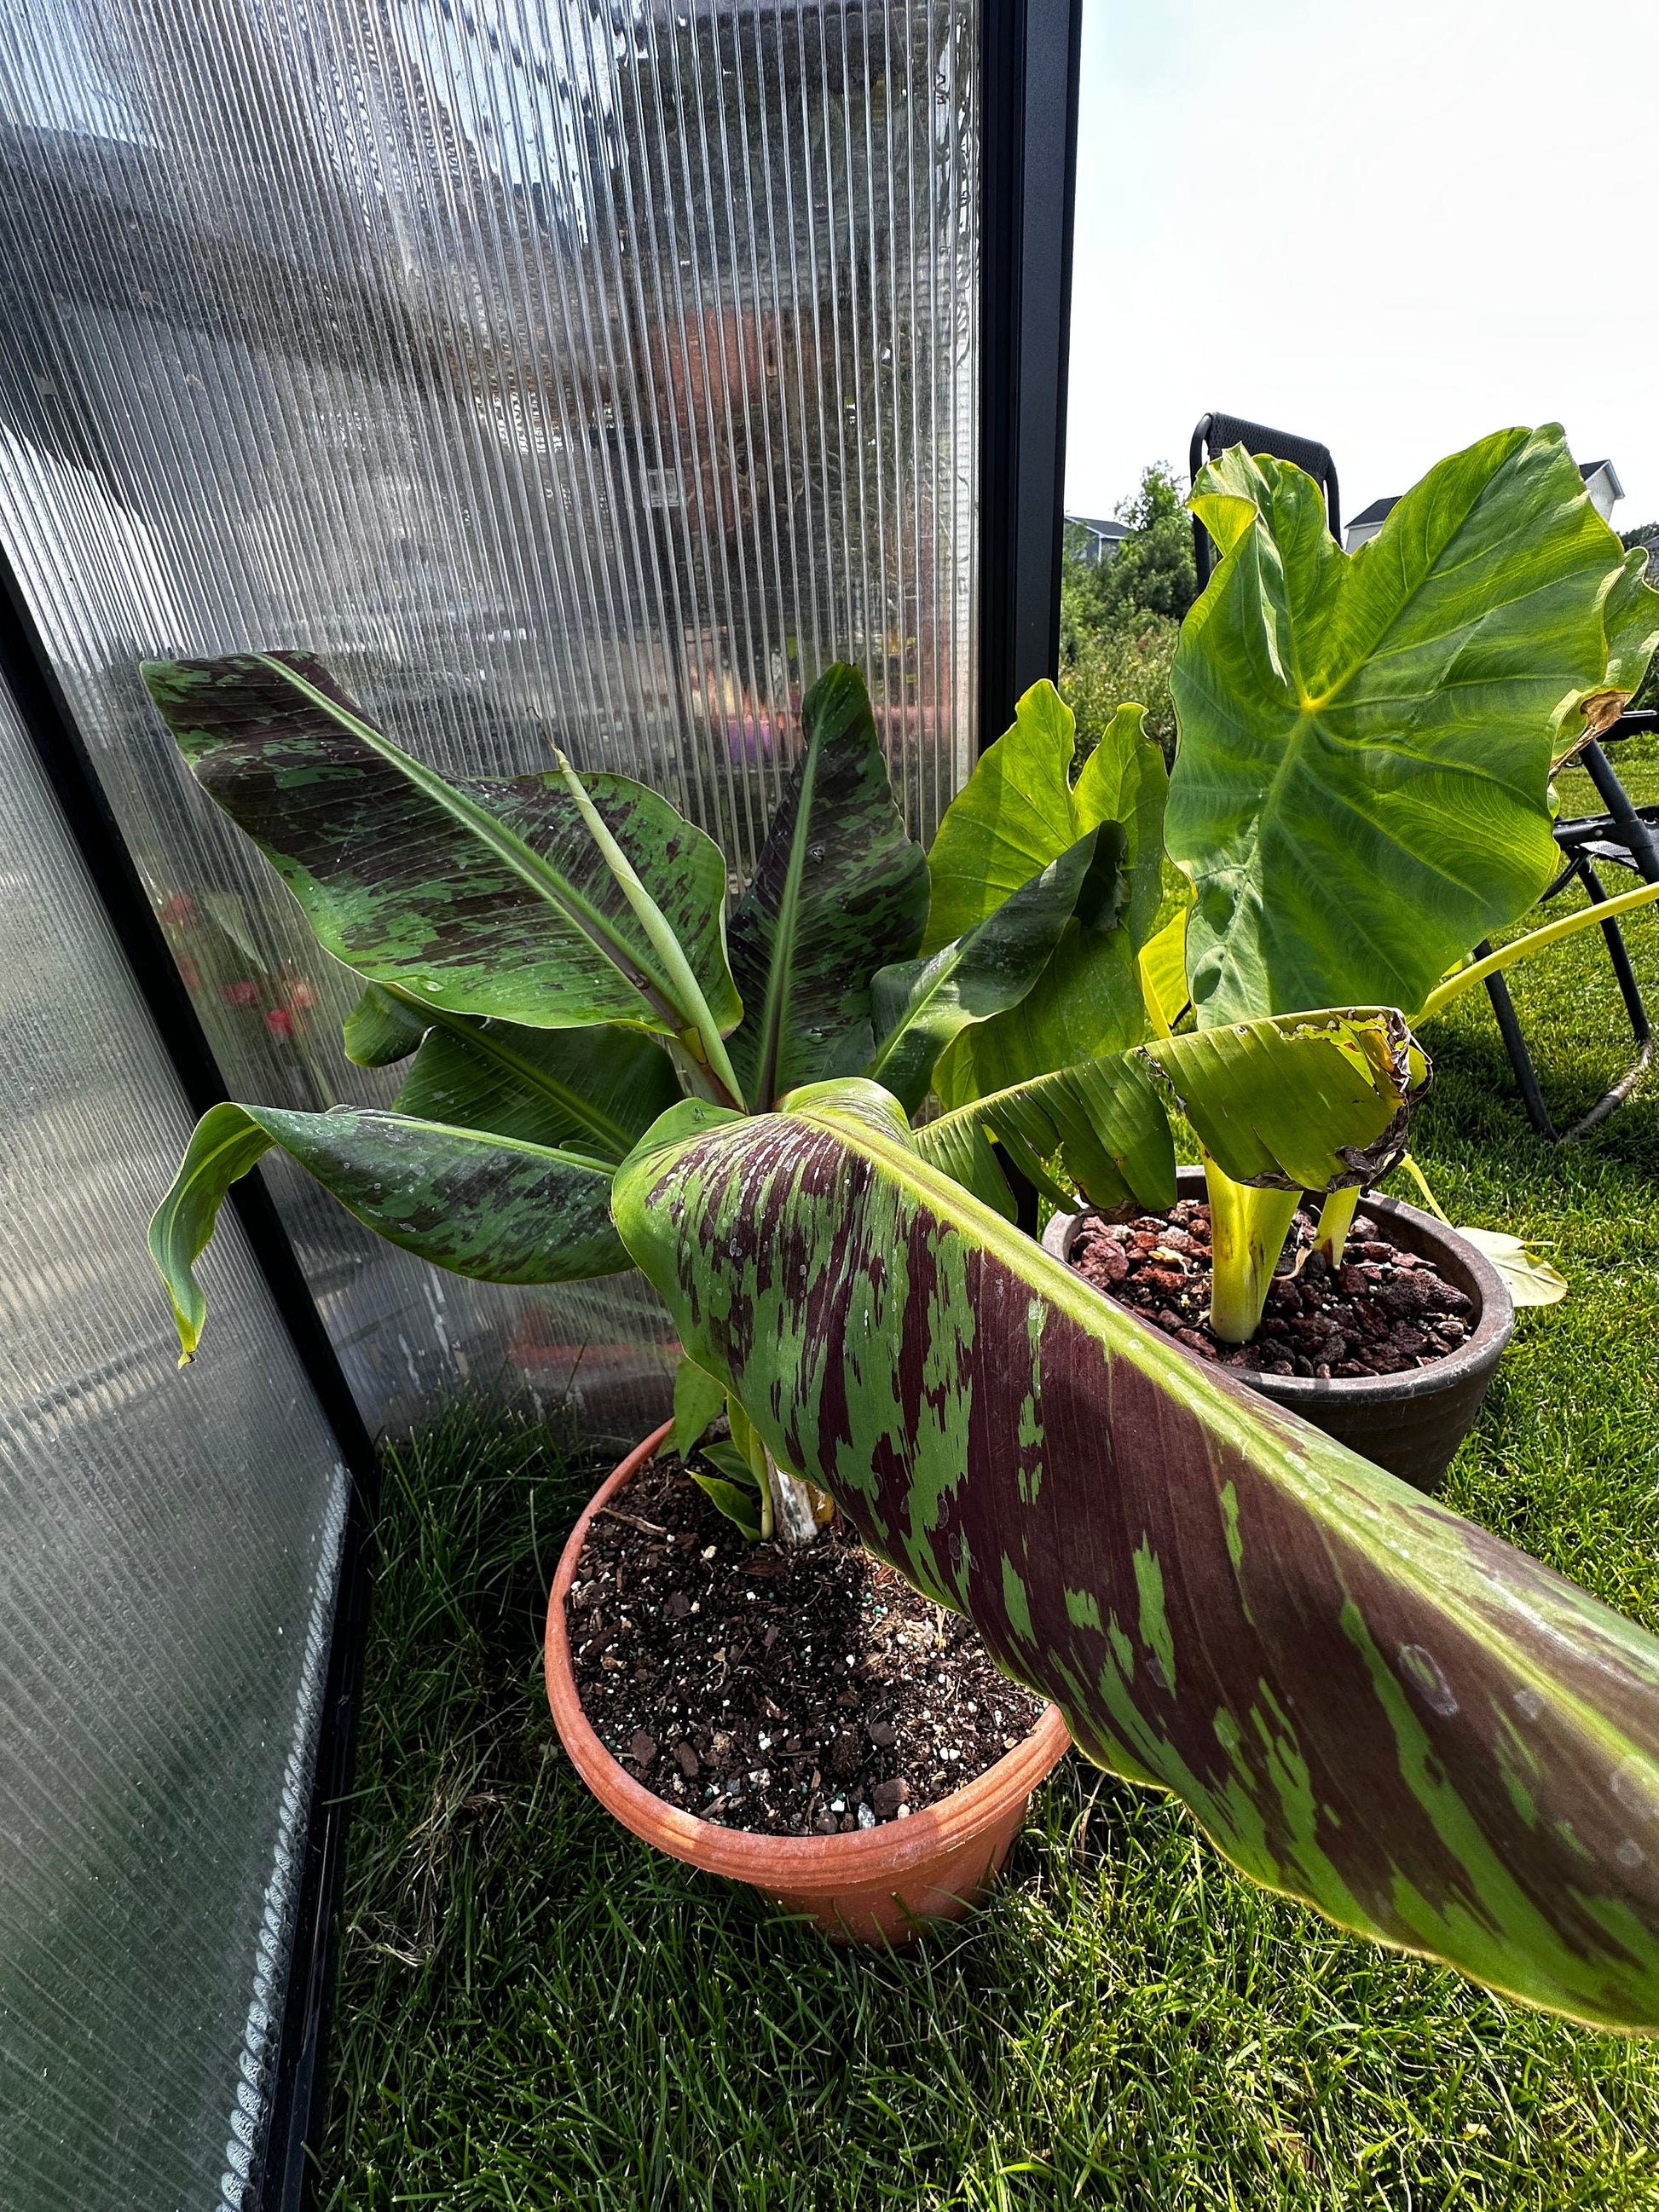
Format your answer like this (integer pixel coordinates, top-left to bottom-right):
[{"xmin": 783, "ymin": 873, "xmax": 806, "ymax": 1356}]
[{"xmin": 1042, "ymin": 1169, "xmax": 1514, "ymax": 1493}]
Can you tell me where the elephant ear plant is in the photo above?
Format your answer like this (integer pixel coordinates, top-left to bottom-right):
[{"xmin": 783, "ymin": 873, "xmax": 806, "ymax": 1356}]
[
  {"xmin": 146, "ymin": 425, "xmax": 1659, "ymax": 2028},
  {"xmin": 926, "ymin": 422, "xmax": 1659, "ymax": 1343}
]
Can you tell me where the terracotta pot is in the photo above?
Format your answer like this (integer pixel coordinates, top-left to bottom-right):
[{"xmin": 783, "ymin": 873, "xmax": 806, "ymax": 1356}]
[
  {"xmin": 545, "ymin": 1421, "xmax": 1072, "ymax": 1944},
  {"xmin": 1043, "ymin": 1170, "xmax": 1515, "ymax": 1494}
]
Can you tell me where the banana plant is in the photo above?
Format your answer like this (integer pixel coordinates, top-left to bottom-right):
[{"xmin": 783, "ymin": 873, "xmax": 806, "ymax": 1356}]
[
  {"xmin": 146, "ymin": 650, "xmax": 1150, "ymax": 1539},
  {"xmin": 142, "ymin": 610, "xmax": 1659, "ymax": 2026}
]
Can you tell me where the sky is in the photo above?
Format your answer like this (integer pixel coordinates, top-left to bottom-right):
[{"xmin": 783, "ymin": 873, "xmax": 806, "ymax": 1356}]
[{"xmin": 1064, "ymin": 0, "xmax": 1659, "ymax": 531}]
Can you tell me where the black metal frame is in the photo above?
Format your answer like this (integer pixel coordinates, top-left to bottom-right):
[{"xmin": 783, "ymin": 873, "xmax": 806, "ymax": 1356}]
[
  {"xmin": 0, "ymin": 546, "xmax": 381, "ymax": 2212},
  {"xmin": 978, "ymin": 0, "xmax": 1084, "ymax": 748},
  {"xmin": 1188, "ymin": 411, "xmax": 1341, "ymax": 590},
  {"xmin": 1483, "ymin": 713, "xmax": 1659, "ymax": 1143}
]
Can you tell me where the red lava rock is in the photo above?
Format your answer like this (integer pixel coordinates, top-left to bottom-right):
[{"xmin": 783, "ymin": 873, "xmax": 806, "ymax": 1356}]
[
  {"xmin": 867, "ymin": 1719, "xmax": 896, "ymax": 1747},
  {"xmin": 870, "ymin": 1776, "xmax": 910, "ymax": 1817},
  {"xmin": 1089, "ymin": 1240, "xmax": 1129, "ymax": 1285},
  {"xmin": 629, "ymin": 1730, "xmax": 658, "ymax": 1767},
  {"xmin": 663, "ymin": 1591, "xmax": 691, "ymax": 1619},
  {"xmin": 1069, "ymin": 1202, "xmax": 1470, "ymax": 1380},
  {"xmin": 673, "ymin": 1741, "xmax": 700, "ymax": 1778}
]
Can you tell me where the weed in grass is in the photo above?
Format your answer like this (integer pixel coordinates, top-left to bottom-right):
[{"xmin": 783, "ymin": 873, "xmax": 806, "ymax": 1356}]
[{"xmin": 320, "ymin": 831, "xmax": 1659, "ymax": 2209}]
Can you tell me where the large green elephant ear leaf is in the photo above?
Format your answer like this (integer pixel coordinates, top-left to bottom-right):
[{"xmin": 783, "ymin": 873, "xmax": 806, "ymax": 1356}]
[
  {"xmin": 725, "ymin": 663, "xmax": 928, "ymax": 1109},
  {"xmin": 920, "ymin": 680, "xmax": 1086, "ymax": 951},
  {"xmin": 1169, "ymin": 424, "xmax": 1654, "ymax": 1027},
  {"xmin": 142, "ymin": 653, "xmax": 741, "ymax": 1058},
  {"xmin": 151, "ymin": 1100, "xmax": 626, "ymax": 1361},
  {"xmin": 924, "ymin": 690, "xmax": 1169, "ymax": 1105},
  {"xmin": 863, "ymin": 830, "xmax": 1111, "ymax": 1116},
  {"xmin": 614, "ymin": 1083, "xmax": 1659, "ymax": 2033}
]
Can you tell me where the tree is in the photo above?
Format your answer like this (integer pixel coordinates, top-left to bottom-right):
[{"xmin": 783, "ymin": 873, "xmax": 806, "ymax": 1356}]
[{"xmin": 1059, "ymin": 463, "xmax": 1196, "ymax": 756}]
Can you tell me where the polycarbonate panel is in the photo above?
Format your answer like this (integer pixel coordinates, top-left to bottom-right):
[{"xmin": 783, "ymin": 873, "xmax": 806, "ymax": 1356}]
[
  {"xmin": 0, "ymin": 681, "xmax": 349, "ymax": 2212},
  {"xmin": 0, "ymin": 0, "xmax": 980, "ymax": 1434}
]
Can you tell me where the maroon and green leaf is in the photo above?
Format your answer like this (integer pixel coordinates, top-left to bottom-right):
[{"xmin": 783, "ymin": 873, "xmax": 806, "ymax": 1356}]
[
  {"xmin": 151, "ymin": 1100, "xmax": 627, "ymax": 1360},
  {"xmin": 141, "ymin": 652, "xmax": 740, "ymax": 1044},
  {"xmin": 725, "ymin": 664, "xmax": 929, "ymax": 1109},
  {"xmin": 613, "ymin": 1083, "xmax": 1659, "ymax": 2031}
]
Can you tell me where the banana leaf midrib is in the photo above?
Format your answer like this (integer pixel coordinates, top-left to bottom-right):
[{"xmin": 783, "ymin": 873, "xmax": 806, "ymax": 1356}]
[
  {"xmin": 747, "ymin": 730, "xmax": 824, "ymax": 1110},
  {"xmin": 253, "ymin": 656, "xmax": 686, "ymax": 1034},
  {"xmin": 786, "ymin": 1095, "xmax": 1645, "ymax": 1763},
  {"xmin": 376, "ymin": 979, "xmax": 644, "ymax": 1163},
  {"xmin": 289, "ymin": 1100, "xmax": 619, "ymax": 1175}
]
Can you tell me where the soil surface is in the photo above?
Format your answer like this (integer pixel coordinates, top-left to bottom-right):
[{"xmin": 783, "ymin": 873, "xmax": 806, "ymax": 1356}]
[
  {"xmin": 567, "ymin": 1456, "xmax": 1046, "ymax": 1836},
  {"xmin": 1067, "ymin": 1197, "xmax": 1476, "ymax": 1377}
]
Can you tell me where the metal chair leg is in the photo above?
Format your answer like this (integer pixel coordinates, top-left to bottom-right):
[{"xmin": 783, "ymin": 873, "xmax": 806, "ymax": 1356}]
[
  {"xmin": 1581, "ymin": 861, "xmax": 1653, "ymax": 1045},
  {"xmin": 1581, "ymin": 741, "xmax": 1659, "ymax": 883},
  {"xmin": 1478, "ymin": 940, "xmax": 1558, "ymax": 1139},
  {"xmin": 1553, "ymin": 861, "xmax": 1656, "ymax": 1141}
]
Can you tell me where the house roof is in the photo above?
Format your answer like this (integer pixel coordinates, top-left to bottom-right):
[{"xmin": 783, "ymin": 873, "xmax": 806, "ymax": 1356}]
[
  {"xmin": 1580, "ymin": 459, "xmax": 1624, "ymax": 500},
  {"xmin": 1067, "ymin": 515, "xmax": 1129, "ymax": 540},
  {"xmin": 1350, "ymin": 459, "xmax": 1621, "ymax": 536}
]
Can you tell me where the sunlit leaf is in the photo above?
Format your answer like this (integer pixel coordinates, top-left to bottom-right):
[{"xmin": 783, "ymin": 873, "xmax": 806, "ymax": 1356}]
[
  {"xmin": 1169, "ymin": 426, "xmax": 1655, "ymax": 1025},
  {"xmin": 614, "ymin": 1082, "xmax": 1659, "ymax": 2032},
  {"xmin": 1454, "ymin": 1228, "xmax": 1569, "ymax": 1308}
]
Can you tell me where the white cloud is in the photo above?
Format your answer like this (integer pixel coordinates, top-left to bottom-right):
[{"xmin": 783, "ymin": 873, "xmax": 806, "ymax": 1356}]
[{"xmin": 1066, "ymin": 0, "xmax": 1659, "ymax": 526}]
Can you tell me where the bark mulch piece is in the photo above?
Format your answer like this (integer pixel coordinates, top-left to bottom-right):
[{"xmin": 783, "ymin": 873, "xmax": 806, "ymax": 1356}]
[
  {"xmin": 1068, "ymin": 1197, "xmax": 1475, "ymax": 1377},
  {"xmin": 568, "ymin": 1455, "xmax": 1045, "ymax": 1837}
]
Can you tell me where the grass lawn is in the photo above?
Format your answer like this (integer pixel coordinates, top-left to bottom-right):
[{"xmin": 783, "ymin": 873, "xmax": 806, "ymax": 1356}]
[{"xmin": 317, "ymin": 765, "xmax": 1659, "ymax": 2209}]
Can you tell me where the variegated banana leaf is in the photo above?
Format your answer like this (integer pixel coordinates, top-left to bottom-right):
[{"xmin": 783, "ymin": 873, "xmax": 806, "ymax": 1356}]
[
  {"xmin": 613, "ymin": 1083, "xmax": 1659, "ymax": 2031},
  {"xmin": 865, "ymin": 830, "xmax": 1113, "ymax": 1115},
  {"xmin": 1168, "ymin": 425, "xmax": 1659, "ymax": 1027},
  {"xmin": 142, "ymin": 652, "xmax": 741, "ymax": 1049},
  {"xmin": 385, "ymin": 997, "xmax": 678, "ymax": 1164},
  {"xmin": 344, "ymin": 981, "xmax": 432, "ymax": 1067},
  {"xmin": 725, "ymin": 663, "xmax": 928, "ymax": 1108},
  {"xmin": 151, "ymin": 1100, "xmax": 625, "ymax": 1360},
  {"xmin": 917, "ymin": 1008, "xmax": 1426, "ymax": 1216}
]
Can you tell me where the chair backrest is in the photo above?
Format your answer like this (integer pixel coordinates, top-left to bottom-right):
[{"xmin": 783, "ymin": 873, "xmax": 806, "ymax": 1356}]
[{"xmin": 1189, "ymin": 411, "xmax": 1341, "ymax": 588}]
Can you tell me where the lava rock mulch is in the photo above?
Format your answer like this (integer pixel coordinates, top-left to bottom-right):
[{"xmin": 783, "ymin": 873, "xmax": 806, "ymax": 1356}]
[
  {"xmin": 568, "ymin": 1456, "xmax": 1045, "ymax": 1837},
  {"xmin": 1068, "ymin": 1197, "xmax": 1475, "ymax": 1377}
]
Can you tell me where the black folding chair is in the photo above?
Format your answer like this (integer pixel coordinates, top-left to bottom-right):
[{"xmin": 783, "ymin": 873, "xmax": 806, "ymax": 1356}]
[
  {"xmin": 1479, "ymin": 709, "xmax": 1659, "ymax": 1141},
  {"xmin": 1188, "ymin": 410, "xmax": 1340, "ymax": 590}
]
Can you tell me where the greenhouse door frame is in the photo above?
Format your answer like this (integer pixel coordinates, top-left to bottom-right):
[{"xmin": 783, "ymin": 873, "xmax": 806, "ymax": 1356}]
[
  {"xmin": 979, "ymin": 0, "xmax": 1085, "ymax": 747},
  {"xmin": 0, "ymin": 547, "xmax": 382, "ymax": 2212}
]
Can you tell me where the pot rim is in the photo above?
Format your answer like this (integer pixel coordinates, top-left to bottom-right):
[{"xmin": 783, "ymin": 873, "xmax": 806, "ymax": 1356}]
[
  {"xmin": 545, "ymin": 1421, "xmax": 1071, "ymax": 1890},
  {"xmin": 1042, "ymin": 1175, "xmax": 1515, "ymax": 1407}
]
